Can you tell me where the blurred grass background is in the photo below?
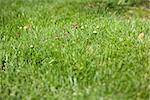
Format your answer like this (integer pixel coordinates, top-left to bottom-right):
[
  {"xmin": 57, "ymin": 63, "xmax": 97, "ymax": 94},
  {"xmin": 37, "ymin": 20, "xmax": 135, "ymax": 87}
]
[{"xmin": 0, "ymin": 0, "xmax": 150, "ymax": 99}]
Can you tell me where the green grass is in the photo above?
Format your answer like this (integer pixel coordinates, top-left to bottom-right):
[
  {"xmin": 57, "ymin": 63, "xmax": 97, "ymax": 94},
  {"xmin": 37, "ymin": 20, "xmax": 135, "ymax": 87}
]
[{"xmin": 0, "ymin": 0, "xmax": 150, "ymax": 99}]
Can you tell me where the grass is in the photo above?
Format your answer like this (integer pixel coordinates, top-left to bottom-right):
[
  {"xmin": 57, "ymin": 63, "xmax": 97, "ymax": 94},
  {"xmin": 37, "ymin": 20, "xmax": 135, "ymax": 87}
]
[{"xmin": 0, "ymin": 0, "xmax": 150, "ymax": 99}]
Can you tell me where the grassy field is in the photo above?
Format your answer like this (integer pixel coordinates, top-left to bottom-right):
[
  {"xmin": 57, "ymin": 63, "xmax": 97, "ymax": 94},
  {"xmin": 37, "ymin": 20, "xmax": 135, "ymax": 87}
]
[{"xmin": 0, "ymin": 0, "xmax": 150, "ymax": 99}]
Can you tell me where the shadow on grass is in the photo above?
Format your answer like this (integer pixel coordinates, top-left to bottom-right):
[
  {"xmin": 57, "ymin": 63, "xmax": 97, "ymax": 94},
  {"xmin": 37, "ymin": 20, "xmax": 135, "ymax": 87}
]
[{"xmin": 56, "ymin": 0, "xmax": 150, "ymax": 19}]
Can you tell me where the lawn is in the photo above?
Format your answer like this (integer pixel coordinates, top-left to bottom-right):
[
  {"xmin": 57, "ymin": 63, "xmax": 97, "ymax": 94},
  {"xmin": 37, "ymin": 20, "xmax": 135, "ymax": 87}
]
[{"xmin": 0, "ymin": 0, "xmax": 150, "ymax": 99}]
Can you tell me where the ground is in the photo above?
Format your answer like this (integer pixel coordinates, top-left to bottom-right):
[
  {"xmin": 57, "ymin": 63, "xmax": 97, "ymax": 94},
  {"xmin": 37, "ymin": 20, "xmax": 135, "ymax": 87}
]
[{"xmin": 0, "ymin": 0, "xmax": 150, "ymax": 99}]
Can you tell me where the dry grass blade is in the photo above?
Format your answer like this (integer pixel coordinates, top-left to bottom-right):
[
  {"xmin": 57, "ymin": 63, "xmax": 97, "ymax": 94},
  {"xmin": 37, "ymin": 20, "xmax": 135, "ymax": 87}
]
[{"xmin": 138, "ymin": 32, "xmax": 145, "ymax": 41}]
